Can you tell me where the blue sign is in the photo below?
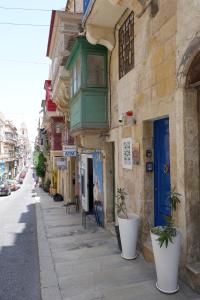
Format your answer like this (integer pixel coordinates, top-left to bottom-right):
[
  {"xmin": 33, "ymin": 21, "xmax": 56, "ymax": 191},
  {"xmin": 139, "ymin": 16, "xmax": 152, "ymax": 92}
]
[
  {"xmin": 63, "ymin": 150, "xmax": 76, "ymax": 157},
  {"xmin": 0, "ymin": 161, "xmax": 5, "ymax": 175},
  {"xmin": 83, "ymin": 0, "xmax": 90, "ymax": 14},
  {"xmin": 63, "ymin": 145, "xmax": 77, "ymax": 157}
]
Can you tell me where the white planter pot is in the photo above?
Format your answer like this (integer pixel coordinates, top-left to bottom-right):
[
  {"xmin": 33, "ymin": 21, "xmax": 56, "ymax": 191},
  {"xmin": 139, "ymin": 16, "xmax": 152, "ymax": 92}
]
[
  {"xmin": 150, "ymin": 229, "xmax": 181, "ymax": 294},
  {"xmin": 118, "ymin": 214, "xmax": 139, "ymax": 260}
]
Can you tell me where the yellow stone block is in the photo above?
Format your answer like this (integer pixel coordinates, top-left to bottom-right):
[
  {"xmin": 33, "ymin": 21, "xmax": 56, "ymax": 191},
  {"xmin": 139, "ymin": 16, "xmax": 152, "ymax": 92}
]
[
  {"xmin": 151, "ymin": 46, "xmax": 165, "ymax": 66},
  {"xmin": 155, "ymin": 77, "xmax": 176, "ymax": 98},
  {"xmin": 155, "ymin": 56, "xmax": 176, "ymax": 82},
  {"xmin": 122, "ymin": 126, "xmax": 132, "ymax": 138}
]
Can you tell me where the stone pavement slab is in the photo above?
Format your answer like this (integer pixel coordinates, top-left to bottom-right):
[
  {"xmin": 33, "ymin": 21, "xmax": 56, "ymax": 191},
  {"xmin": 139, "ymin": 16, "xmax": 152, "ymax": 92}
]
[
  {"xmin": 35, "ymin": 188, "xmax": 200, "ymax": 300},
  {"xmin": 53, "ymin": 245, "xmax": 120, "ymax": 263}
]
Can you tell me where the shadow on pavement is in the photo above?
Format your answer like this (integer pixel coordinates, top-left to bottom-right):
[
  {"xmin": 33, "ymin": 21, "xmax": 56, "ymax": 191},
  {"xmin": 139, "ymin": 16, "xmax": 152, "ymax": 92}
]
[{"xmin": 0, "ymin": 203, "xmax": 42, "ymax": 300}]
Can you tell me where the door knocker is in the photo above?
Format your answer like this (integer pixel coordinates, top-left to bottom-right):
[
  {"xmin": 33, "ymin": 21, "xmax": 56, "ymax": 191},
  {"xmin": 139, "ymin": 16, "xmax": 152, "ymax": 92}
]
[{"xmin": 163, "ymin": 163, "xmax": 170, "ymax": 174}]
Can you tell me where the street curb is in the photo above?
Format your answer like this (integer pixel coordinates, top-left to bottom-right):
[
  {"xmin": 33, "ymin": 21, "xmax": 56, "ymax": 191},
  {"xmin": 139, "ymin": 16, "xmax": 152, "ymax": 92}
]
[{"xmin": 35, "ymin": 189, "xmax": 62, "ymax": 300}]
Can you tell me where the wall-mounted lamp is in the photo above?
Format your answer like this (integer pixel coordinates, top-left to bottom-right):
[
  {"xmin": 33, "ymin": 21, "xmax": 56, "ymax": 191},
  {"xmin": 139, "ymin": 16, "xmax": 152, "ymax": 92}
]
[{"xmin": 119, "ymin": 111, "xmax": 137, "ymax": 126}]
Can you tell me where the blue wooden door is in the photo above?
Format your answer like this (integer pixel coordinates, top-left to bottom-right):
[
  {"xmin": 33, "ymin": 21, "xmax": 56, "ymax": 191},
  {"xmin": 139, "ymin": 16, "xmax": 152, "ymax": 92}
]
[{"xmin": 154, "ymin": 118, "xmax": 171, "ymax": 226}]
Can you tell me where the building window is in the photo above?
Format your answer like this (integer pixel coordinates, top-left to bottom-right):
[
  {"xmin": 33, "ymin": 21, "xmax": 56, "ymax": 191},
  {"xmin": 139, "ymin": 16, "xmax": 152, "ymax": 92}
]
[
  {"xmin": 71, "ymin": 55, "xmax": 81, "ymax": 96},
  {"xmin": 55, "ymin": 123, "xmax": 61, "ymax": 134},
  {"xmin": 119, "ymin": 12, "xmax": 134, "ymax": 79}
]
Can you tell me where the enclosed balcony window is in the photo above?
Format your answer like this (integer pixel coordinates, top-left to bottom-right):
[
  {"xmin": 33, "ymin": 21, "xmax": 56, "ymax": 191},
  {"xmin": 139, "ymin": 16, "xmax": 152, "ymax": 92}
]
[
  {"xmin": 77, "ymin": 56, "xmax": 81, "ymax": 89},
  {"xmin": 71, "ymin": 55, "xmax": 81, "ymax": 96},
  {"xmin": 73, "ymin": 65, "xmax": 77, "ymax": 94},
  {"xmin": 66, "ymin": 37, "xmax": 108, "ymax": 133},
  {"xmin": 87, "ymin": 54, "xmax": 105, "ymax": 86}
]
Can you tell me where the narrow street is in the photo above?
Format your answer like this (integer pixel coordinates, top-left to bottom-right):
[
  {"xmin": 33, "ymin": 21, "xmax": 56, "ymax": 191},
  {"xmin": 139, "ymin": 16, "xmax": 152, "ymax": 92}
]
[
  {"xmin": 0, "ymin": 1, "xmax": 200, "ymax": 298},
  {"xmin": 0, "ymin": 169, "xmax": 41, "ymax": 300}
]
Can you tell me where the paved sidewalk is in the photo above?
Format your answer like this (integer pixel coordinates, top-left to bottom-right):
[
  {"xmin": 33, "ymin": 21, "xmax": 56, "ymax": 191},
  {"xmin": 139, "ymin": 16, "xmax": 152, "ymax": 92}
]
[{"xmin": 35, "ymin": 188, "xmax": 200, "ymax": 300}]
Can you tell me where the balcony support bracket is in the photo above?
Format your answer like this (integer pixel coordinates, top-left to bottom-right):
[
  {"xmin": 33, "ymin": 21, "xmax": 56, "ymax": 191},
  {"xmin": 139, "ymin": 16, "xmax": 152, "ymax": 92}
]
[{"xmin": 86, "ymin": 24, "xmax": 115, "ymax": 51}]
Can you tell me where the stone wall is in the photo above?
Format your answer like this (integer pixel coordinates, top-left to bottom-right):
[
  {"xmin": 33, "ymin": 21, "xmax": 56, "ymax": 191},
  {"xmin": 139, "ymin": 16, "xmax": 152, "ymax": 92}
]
[
  {"xmin": 108, "ymin": 0, "xmax": 177, "ymax": 241},
  {"xmin": 176, "ymin": 0, "xmax": 200, "ymax": 268}
]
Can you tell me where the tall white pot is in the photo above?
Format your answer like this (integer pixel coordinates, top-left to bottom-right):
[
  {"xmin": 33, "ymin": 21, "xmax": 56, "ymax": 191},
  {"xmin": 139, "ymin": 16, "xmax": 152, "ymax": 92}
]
[
  {"xmin": 150, "ymin": 230, "xmax": 181, "ymax": 294},
  {"xmin": 118, "ymin": 214, "xmax": 139, "ymax": 260}
]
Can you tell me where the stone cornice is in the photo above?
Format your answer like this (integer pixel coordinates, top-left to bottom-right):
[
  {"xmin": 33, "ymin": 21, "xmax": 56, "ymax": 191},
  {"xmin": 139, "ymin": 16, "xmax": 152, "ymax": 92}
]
[{"xmin": 108, "ymin": 0, "xmax": 154, "ymax": 17}]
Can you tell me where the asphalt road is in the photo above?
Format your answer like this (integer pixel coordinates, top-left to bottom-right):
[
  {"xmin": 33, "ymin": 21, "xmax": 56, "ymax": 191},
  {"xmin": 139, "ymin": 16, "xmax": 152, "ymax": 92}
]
[{"xmin": 0, "ymin": 169, "xmax": 41, "ymax": 300}]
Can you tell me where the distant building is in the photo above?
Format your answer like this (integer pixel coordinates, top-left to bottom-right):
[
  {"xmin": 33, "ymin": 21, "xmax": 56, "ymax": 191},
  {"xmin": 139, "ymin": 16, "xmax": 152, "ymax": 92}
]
[
  {"xmin": 17, "ymin": 123, "xmax": 31, "ymax": 170},
  {"xmin": 3, "ymin": 119, "xmax": 18, "ymax": 178}
]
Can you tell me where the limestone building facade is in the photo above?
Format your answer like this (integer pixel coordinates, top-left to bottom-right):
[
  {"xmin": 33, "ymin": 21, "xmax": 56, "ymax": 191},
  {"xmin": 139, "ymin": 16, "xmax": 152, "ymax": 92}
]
[{"xmin": 82, "ymin": 0, "xmax": 200, "ymax": 291}]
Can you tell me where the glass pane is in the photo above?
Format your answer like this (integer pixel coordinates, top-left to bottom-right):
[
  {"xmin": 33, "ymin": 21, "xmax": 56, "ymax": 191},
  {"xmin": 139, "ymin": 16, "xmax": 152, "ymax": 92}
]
[
  {"xmin": 87, "ymin": 54, "xmax": 105, "ymax": 86},
  {"xmin": 73, "ymin": 64, "xmax": 77, "ymax": 94},
  {"xmin": 76, "ymin": 56, "xmax": 81, "ymax": 90},
  {"xmin": 70, "ymin": 70, "xmax": 73, "ymax": 97}
]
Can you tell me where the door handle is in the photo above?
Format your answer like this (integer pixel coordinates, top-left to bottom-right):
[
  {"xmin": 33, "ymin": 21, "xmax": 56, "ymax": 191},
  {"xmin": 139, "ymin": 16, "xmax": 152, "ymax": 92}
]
[{"xmin": 163, "ymin": 163, "xmax": 170, "ymax": 174}]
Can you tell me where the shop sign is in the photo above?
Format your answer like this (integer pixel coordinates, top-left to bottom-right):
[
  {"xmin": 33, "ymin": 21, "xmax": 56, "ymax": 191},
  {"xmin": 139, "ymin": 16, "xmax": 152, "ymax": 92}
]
[{"xmin": 63, "ymin": 145, "xmax": 77, "ymax": 157}]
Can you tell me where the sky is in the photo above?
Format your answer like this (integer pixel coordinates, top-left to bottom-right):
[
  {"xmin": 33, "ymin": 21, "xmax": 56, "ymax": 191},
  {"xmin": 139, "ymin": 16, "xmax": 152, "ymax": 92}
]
[{"xmin": 0, "ymin": 0, "xmax": 67, "ymax": 145}]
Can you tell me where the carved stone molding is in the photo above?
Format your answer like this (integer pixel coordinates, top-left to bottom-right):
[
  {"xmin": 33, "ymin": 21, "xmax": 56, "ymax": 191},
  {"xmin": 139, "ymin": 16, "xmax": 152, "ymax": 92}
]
[
  {"xmin": 86, "ymin": 24, "xmax": 115, "ymax": 50},
  {"xmin": 53, "ymin": 78, "xmax": 70, "ymax": 113}
]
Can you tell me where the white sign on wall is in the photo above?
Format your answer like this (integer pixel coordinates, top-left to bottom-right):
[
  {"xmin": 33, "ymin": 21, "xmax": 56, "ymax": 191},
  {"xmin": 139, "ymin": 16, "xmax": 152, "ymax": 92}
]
[
  {"xmin": 55, "ymin": 157, "xmax": 67, "ymax": 170},
  {"xmin": 122, "ymin": 137, "xmax": 132, "ymax": 169}
]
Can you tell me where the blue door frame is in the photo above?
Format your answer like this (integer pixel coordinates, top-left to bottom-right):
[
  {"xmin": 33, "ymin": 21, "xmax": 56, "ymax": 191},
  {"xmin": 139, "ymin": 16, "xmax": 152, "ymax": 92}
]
[{"xmin": 154, "ymin": 118, "xmax": 171, "ymax": 226}]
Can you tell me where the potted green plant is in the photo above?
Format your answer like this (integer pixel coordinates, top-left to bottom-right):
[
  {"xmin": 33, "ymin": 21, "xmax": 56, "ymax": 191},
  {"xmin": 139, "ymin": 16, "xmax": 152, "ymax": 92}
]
[
  {"xmin": 150, "ymin": 187, "xmax": 182, "ymax": 294},
  {"xmin": 116, "ymin": 187, "xmax": 139, "ymax": 260}
]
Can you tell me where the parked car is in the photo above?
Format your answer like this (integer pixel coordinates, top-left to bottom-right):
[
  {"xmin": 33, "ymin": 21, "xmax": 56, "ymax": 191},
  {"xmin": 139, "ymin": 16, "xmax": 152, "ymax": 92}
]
[
  {"xmin": 19, "ymin": 177, "xmax": 23, "ymax": 184},
  {"xmin": 15, "ymin": 174, "xmax": 23, "ymax": 184},
  {"xmin": 7, "ymin": 179, "xmax": 20, "ymax": 191},
  {"xmin": 0, "ymin": 181, "xmax": 11, "ymax": 196},
  {"xmin": 19, "ymin": 171, "xmax": 26, "ymax": 179}
]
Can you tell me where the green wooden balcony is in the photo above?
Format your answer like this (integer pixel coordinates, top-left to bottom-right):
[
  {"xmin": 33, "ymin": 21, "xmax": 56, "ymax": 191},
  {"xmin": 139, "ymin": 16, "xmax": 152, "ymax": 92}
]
[{"xmin": 66, "ymin": 37, "xmax": 108, "ymax": 134}]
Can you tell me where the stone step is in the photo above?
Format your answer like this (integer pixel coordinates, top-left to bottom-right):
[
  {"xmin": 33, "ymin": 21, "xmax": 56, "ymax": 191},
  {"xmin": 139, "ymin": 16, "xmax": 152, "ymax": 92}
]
[
  {"xmin": 52, "ymin": 244, "xmax": 120, "ymax": 264},
  {"xmin": 48, "ymin": 231, "xmax": 114, "ymax": 252},
  {"xmin": 185, "ymin": 262, "xmax": 200, "ymax": 293},
  {"xmin": 44, "ymin": 218, "xmax": 82, "ymax": 228},
  {"xmin": 59, "ymin": 261, "xmax": 155, "ymax": 299},
  {"xmin": 46, "ymin": 224, "xmax": 105, "ymax": 239},
  {"xmin": 51, "ymin": 237, "xmax": 116, "ymax": 253},
  {"xmin": 62, "ymin": 279, "xmax": 200, "ymax": 300},
  {"xmin": 55, "ymin": 253, "xmax": 146, "ymax": 278}
]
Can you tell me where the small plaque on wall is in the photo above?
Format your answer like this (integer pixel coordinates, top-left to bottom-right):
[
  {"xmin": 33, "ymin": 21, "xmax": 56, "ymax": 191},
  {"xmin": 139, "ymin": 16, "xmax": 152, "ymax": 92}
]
[
  {"xmin": 146, "ymin": 149, "xmax": 152, "ymax": 158},
  {"xmin": 146, "ymin": 162, "xmax": 154, "ymax": 172},
  {"xmin": 122, "ymin": 137, "xmax": 132, "ymax": 169},
  {"xmin": 133, "ymin": 142, "xmax": 140, "ymax": 165}
]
